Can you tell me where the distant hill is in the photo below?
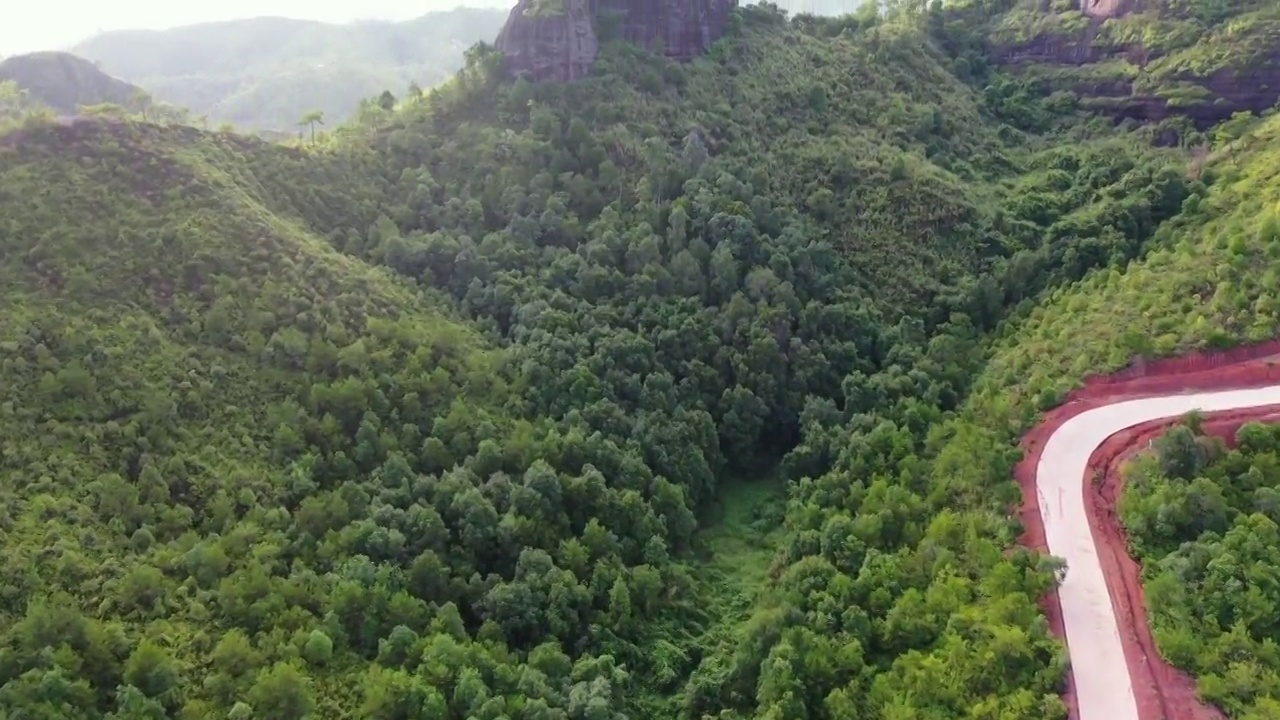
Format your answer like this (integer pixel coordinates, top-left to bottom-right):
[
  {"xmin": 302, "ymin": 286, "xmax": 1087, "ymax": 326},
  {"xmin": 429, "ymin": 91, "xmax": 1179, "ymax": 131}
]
[
  {"xmin": 0, "ymin": 51, "xmax": 147, "ymax": 114},
  {"xmin": 72, "ymin": 7, "xmax": 508, "ymax": 131}
]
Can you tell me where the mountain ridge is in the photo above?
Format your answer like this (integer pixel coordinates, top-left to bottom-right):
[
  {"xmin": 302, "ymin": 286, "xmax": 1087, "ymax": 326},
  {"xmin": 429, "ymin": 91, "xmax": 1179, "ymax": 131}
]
[
  {"xmin": 0, "ymin": 51, "xmax": 147, "ymax": 115},
  {"xmin": 71, "ymin": 8, "xmax": 509, "ymax": 130}
]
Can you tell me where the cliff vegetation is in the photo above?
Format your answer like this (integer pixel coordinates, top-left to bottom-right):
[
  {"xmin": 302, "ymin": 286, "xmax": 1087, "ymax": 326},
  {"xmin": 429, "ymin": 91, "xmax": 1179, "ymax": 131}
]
[{"xmin": 990, "ymin": 0, "xmax": 1280, "ymax": 126}]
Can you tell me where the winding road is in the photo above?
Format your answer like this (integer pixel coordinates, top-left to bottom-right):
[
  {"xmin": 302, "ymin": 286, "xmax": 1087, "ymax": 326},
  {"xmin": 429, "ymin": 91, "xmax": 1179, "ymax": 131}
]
[{"xmin": 1038, "ymin": 386, "xmax": 1280, "ymax": 720}]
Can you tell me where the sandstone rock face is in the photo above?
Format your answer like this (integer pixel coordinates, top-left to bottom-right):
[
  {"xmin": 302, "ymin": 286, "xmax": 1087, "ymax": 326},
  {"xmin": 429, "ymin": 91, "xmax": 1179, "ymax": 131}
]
[
  {"xmin": 992, "ymin": 0, "xmax": 1280, "ymax": 130},
  {"xmin": 496, "ymin": 0, "xmax": 737, "ymax": 82},
  {"xmin": 594, "ymin": 0, "xmax": 738, "ymax": 61},
  {"xmin": 1124, "ymin": 49, "xmax": 1280, "ymax": 127},
  {"xmin": 993, "ymin": 0, "xmax": 1146, "ymax": 65},
  {"xmin": 495, "ymin": 0, "xmax": 600, "ymax": 82}
]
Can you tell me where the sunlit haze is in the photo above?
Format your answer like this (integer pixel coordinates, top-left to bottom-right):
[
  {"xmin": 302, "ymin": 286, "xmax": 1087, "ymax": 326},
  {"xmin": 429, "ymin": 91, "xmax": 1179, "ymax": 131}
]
[{"xmin": 0, "ymin": 0, "xmax": 511, "ymax": 55}]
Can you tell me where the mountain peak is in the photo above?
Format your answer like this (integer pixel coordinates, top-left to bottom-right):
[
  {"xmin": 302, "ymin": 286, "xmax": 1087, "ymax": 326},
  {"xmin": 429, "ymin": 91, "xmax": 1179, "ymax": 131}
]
[
  {"xmin": 0, "ymin": 51, "xmax": 146, "ymax": 114},
  {"xmin": 495, "ymin": 0, "xmax": 737, "ymax": 82}
]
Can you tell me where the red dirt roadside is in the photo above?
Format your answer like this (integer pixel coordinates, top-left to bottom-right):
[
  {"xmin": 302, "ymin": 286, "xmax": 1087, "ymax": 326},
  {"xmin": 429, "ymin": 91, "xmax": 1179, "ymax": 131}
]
[{"xmin": 1016, "ymin": 341, "xmax": 1280, "ymax": 720}]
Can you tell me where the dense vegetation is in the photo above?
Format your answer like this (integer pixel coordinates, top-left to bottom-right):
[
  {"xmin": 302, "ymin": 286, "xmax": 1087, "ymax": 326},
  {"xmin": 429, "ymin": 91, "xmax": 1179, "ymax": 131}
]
[
  {"xmin": 1121, "ymin": 418, "xmax": 1280, "ymax": 718},
  {"xmin": 71, "ymin": 9, "xmax": 508, "ymax": 131},
  {"xmin": 940, "ymin": 49, "xmax": 1280, "ymax": 720},
  {"xmin": 0, "ymin": 0, "xmax": 1276, "ymax": 718},
  {"xmin": 973, "ymin": 108, "xmax": 1276, "ymax": 400},
  {"xmin": 0, "ymin": 80, "xmax": 45, "ymax": 129}
]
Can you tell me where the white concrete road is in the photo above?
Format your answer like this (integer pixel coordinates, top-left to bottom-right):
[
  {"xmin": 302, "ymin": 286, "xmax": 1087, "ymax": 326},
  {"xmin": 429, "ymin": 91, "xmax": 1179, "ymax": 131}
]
[{"xmin": 1037, "ymin": 386, "xmax": 1280, "ymax": 720}]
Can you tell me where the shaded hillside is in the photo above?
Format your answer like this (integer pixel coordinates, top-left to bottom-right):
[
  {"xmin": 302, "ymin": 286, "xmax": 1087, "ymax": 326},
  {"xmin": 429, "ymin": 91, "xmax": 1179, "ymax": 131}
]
[
  {"xmin": 73, "ymin": 8, "xmax": 508, "ymax": 130},
  {"xmin": 0, "ymin": 51, "xmax": 147, "ymax": 114},
  {"xmin": 942, "ymin": 111, "xmax": 1280, "ymax": 506},
  {"xmin": 988, "ymin": 0, "xmax": 1280, "ymax": 128}
]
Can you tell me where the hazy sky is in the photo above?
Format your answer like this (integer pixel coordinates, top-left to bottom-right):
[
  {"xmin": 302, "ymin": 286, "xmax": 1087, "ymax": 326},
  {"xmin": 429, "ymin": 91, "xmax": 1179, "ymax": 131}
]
[{"xmin": 1, "ymin": 1, "xmax": 507, "ymax": 55}]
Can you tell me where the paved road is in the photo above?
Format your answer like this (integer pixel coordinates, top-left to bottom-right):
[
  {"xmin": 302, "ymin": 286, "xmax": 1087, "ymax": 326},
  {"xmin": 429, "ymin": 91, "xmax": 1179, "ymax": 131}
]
[{"xmin": 1038, "ymin": 386, "xmax": 1280, "ymax": 720}]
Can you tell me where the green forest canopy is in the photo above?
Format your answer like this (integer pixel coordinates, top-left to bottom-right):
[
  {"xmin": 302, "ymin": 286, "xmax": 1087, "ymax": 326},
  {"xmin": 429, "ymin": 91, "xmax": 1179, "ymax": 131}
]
[
  {"xmin": 0, "ymin": 1, "xmax": 1277, "ymax": 718},
  {"xmin": 1121, "ymin": 417, "xmax": 1280, "ymax": 717}
]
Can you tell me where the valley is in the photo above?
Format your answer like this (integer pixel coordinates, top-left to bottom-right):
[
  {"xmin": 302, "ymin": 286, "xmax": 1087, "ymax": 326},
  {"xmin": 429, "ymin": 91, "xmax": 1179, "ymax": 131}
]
[{"xmin": 1, "ymin": 0, "xmax": 1280, "ymax": 718}]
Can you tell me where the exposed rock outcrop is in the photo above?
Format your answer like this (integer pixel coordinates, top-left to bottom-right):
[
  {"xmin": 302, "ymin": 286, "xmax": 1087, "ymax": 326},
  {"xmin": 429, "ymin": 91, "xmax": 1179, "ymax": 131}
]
[
  {"xmin": 496, "ymin": 0, "xmax": 738, "ymax": 82},
  {"xmin": 992, "ymin": 0, "xmax": 1280, "ymax": 129},
  {"xmin": 1080, "ymin": 0, "xmax": 1139, "ymax": 19},
  {"xmin": 1114, "ymin": 52, "xmax": 1280, "ymax": 127},
  {"xmin": 494, "ymin": 0, "xmax": 601, "ymax": 82}
]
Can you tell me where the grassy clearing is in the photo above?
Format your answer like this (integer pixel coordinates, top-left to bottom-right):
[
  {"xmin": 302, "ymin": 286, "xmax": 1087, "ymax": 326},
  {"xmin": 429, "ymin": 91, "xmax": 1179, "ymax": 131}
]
[{"xmin": 696, "ymin": 474, "xmax": 790, "ymax": 616}]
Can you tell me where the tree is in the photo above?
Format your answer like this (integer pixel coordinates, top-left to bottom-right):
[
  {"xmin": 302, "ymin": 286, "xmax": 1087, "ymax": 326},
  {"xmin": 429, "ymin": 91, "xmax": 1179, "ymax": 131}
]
[
  {"xmin": 128, "ymin": 89, "xmax": 153, "ymax": 121},
  {"xmin": 301, "ymin": 630, "xmax": 334, "ymax": 667},
  {"xmin": 105, "ymin": 686, "xmax": 167, "ymax": 720},
  {"xmin": 1153, "ymin": 424, "xmax": 1206, "ymax": 480},
  {"xmin": 607, "ymin": 575, "xmax": 632, "ymax": 632},
  {"xmin": 246, "ymin": 663, "xmax": 315, "ymax": 720},
  {"xmin": 0, "ymin": 667, "xmax": 97, "ymax": 719},
  {"xmin": 0, "ymin": 80, "xmax": 23, "ymax": 118},
  {"xmin": 123, "ymin": 640, "xmax": 180, "ymax": 702},
  {"xmin": 682, "ymin": 128, "xmax": 709, "ymax": 171},
  {"xmin": 298, "ymin": 110, "xmax": 325, "ymax": 142}
]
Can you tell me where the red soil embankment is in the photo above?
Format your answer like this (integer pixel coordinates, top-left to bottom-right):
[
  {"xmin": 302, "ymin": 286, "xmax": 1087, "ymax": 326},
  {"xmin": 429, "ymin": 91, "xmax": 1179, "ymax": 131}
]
[{"xmin": 1016, "ymin": 340, "xmax": 1280, "ymax": 720}]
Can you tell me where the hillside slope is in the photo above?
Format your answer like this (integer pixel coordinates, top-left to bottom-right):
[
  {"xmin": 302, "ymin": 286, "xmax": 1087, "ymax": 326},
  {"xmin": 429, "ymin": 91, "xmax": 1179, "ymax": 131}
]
[
  {"xmin": 72, "ymin": 8, "xmax": 508, "ymax": 130},
  {"xmin": 935, "ymin": 94, "xmax": 1280, "ymax": 720},
  {"xmin": 0, "ymin": 119, "xmax": 516, "ymax": 718},
  {"xmin": 0, "ymin": 51, "xmax": 147, "ymax": 114},
  {"xmin": 976, "ymin": 113, "xmax": 1280, "ymax": 405}
]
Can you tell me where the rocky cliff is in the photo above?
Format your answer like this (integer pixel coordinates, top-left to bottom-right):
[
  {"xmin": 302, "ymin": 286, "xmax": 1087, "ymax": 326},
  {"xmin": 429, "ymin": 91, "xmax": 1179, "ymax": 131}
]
[
  {"xmin": 991, "ymin": 0, "xmax": 1280, "ymax": 129},
  {"xmin": 1080, "ymin": 0, "xmax": 1139, "ymax": 19},
  {"xmin": 495, "ymin": 0, "xmax": 737, "ymax": 82}
]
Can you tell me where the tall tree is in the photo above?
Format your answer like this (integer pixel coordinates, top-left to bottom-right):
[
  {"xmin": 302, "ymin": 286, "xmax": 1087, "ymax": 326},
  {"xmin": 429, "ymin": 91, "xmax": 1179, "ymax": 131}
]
[{"xmin": 298, "ymin": 110, "xmax": 325, "ymax": 142}]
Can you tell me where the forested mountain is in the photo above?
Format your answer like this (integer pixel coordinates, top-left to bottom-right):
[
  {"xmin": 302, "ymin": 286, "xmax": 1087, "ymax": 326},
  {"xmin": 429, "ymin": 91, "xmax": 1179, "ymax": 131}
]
[
  {"xmin": 71, "ymin": 8, "xmax": 508, "ymax": 130},
  {"xmin": 0, "ymin": 51, "xmax": 147, "ymax": 114},
  {"xmin": 0, "ymin": 0, "xmax": 1277, "ymax": 718}
]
